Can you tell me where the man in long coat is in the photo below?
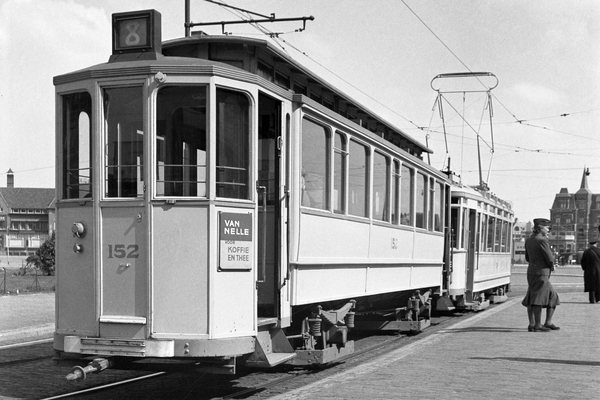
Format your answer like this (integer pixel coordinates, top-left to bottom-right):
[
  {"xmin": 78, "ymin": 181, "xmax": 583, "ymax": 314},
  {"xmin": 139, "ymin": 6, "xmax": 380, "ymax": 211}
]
[{"xmin": 580, "ymin": 241, "xmax": 600, "ymax": 303}]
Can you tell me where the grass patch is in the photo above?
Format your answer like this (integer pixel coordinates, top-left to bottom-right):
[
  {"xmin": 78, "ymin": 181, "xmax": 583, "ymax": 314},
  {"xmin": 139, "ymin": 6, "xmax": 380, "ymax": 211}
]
[{"xmin": 0, "ymin": 270, "xmax": 55, "ymax": 295}]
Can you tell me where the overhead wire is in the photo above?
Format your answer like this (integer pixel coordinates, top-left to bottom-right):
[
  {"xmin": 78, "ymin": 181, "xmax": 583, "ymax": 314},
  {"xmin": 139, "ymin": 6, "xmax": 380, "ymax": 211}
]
[
  {"xmin": 399, "ymin": 0, "xmax": 597, "ymax": 147},
  {"xmin": 207, "ymin": 0, "xmax": 597, "ymax": 156}
]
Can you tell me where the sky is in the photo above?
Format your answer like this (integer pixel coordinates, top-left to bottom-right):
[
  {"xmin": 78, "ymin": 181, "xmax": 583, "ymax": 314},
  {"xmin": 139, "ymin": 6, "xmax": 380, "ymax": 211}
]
[{"xmin": 1, "ymin": 0, "xmax": 598, "ymax": 224}]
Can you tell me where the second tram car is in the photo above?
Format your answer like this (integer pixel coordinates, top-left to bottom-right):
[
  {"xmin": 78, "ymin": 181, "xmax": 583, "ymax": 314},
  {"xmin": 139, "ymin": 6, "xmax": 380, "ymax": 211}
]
[
  {"xmin": 441, "ymin": 181, "xmax": 514, "ymax": 311},
  {"xmin": 53, "ymin": 9, "xmax": 512, "ymax": 379}
]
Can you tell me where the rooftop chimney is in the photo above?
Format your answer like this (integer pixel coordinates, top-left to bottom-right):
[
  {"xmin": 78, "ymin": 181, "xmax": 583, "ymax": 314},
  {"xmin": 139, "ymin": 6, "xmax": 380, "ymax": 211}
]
[{"xmin": 7, "ymin": 168, "xmax": 14, "ymax": 188}]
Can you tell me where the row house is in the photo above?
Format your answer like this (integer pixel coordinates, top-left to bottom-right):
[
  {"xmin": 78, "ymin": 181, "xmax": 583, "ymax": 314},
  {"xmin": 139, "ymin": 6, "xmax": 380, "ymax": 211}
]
[{"xmin": 0, "ymin": 169, "xmax": 55, "ymax": 256}]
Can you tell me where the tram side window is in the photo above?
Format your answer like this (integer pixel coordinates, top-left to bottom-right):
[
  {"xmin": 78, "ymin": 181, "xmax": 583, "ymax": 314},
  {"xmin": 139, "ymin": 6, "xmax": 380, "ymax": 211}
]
[
  {"xmin": 434, "ymin": 182, "xmax": 443, "ymax": 232},
  {"xmin": 480, "ymin": 214, "xmax": 488, "ymax": 252},
  {"xmin": 487, "ymin": 216, "xmax": 495, "ymax": 252},
  {"xmin": 333, "ymin": 132, "xmax": 346, "ymax": 214},
  {"xmin": 391, "ymin": 160, "xmax": 400, "ymax": 224},
  {"xmin": 62, "ymin": 92, "xmax": 92, "ymax": 199},
  {"xmin": 301, "ymin": 118, "xmax": 329, "ymax": 210},
  {"xmin": 461, "ymin": 208, "xmax": 469, "ymax": 249},
  {"xmin": 104, "ymin": 87, "xmax": 144, "ymax": 198},
  {"xmin": 494, "ymin": 217, "xmax": 502, "ymax": 252},
  {"xmin": 349, "ymin": 139, "xmax": 368, "ymax": 218},
  {"xmin": 156, "ymin": 86, "xmax": 207, "ymax": 197},
  {"xmin": 450, "ymin": 207, "xmax": 458, "ymax": 248},
  {"xmin": 416, "ymin": 172, "xmax": 427, "ymax": 228},
  {"xmin": 502, "ymin": 220, "xmax": 509, "ymax": 252},
  {"xmin": 428, "ymin": 178, "xmax": 435, "ymax": 231},
  {"xmin": 372, "ymin": 151, "xmax": 389, "ymax": 221},
  {"xmin": 216, "ymin": 89, "xmax": 250, "ymax": 199},
  {"xmin": 400, "ymin": 165, "xmax": 413, "ymax": 226}
]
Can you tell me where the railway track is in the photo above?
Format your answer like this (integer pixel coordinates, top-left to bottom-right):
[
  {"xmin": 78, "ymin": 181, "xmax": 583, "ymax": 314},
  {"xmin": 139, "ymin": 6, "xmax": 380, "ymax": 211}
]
[
  {"xmin": 14, "ymin": 313, "xmax": 462, "ymax": 399},
  {"xmin": 0, "ymin": 305, "xmax": 530, "ymax": 400}
]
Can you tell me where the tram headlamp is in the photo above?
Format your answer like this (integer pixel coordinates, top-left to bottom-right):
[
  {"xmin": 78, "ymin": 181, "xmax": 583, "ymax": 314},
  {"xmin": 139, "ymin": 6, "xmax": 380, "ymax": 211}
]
[
  {"xmin": 72, "ymin": 222, "xmax": 87, "ymax": 238},
  {"xmin": 155, "ymin": 71, "xmax": 167, "ymax": 83}
]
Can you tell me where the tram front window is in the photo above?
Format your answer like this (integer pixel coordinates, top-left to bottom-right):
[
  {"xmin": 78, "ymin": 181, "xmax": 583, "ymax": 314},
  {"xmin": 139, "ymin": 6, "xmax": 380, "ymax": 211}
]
[
  {"xmin": 62, "ymin": 92, "xmax": 92, "ymax": 199},
  {"xmin": 216, "ymin": 89, "xmax": 250, "ymax": 199},
  {"xmin": 104, "ymin": 86, "xmax": 144, "ymax": 198},
  {"xmin": 156, "ymin": 86, "xmax": 207, "ymax": 197}
]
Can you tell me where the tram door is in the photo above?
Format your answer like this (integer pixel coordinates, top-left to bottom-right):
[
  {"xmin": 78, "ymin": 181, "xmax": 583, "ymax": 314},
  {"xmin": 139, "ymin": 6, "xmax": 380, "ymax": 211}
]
[
  {"xmin": 99, "ymin": 86, "xmax": 148, "ymax": 338},
  {"xmin": 466, "ymin": 209, "xmax": 478, "ymax": 298},
  {"xmin": 257, "ymin": 94, "xmax": 285, "ymax": 319}
]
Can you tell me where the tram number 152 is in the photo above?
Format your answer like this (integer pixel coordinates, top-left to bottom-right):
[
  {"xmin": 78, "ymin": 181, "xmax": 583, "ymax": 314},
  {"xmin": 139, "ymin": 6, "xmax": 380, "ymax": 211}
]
[{"xmin": 107, "ymin": 244, "xmax": 140, "ymax": 259}]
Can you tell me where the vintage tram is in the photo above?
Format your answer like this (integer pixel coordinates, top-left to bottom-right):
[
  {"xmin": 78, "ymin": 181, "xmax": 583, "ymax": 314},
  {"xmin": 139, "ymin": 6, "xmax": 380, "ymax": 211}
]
[
  {"xmin": 440, "ymin": 181, "xmax": 514, "ymax": 312},
  {"xmin": 53, "ymin": 9, "xmax": 512, "ymax": 379}
]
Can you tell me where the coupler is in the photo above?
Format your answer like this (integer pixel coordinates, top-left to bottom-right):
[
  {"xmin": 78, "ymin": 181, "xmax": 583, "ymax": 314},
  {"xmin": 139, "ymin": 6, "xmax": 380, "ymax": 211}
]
[{"xmin": 66, "ymin": 357, "xmax": 114, "ymax": 381}]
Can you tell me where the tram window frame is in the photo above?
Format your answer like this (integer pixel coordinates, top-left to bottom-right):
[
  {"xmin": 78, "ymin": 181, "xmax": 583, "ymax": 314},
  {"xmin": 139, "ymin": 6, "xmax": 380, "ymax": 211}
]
[
  {"xmin": 103, "ymin": 85, "xmax": 145, "ymax": 199},
  {"xmin": 391, "ymin": 160, "xmax": 400, "ymax": 224},
  {"xmin": 434, "ymin": 181, "xmax": 443, "ymax": 232},
  {"xmin": 415, "ymin": 172, "xmax": 427, "ymax": 229},
  {"xmin": 487, "ymin": 216, "xmax": 495, "ymax": 252},
  {"xmin": 501, "ymin": 219, "xmax": 509, "ymax": 252},
  {"xmin": 372, "ymin": 150, "xmax": 389, "ymax": 222},
  {"xmin": 461, "ymin": 207, "xmax": 468, "ymax": 249},
  {"xmin": 480, "ymin": 213, "xmax": 488, "ymax": 252},
  {"xmin": 215, "ymin": 88, "xmax": 251, "ymax": 200},
  {"xmin": 494, "ymin": 216, "xmax": 502, "ymax": 252},
  {"xmin": 301, "ymin": 117, "xmax": 330, "ymax": 210},
  {"xmin": 61, "ymin": 91, "xmax": 92, "ymax": 200},
  {"xmin": 428, "ymin": 178, "xmax": 435, "ymax": 231},
  {"xmin": 348, "ymin": 139, "xmax": 368, "ymax": 218},
  {"xmin": 155, "ymin": 85, "xmax": 207, "ymax": 198},
  {"xmin": 333, "ymin": 131, "xmax": 347, "ymax": 214},
  {"xmin": 450, "ymin": 207, "xmax": 458, "ymax": 248},
  {"xmin": 400, "ymin": 164, "xmax": 413, "ymax": 226}
]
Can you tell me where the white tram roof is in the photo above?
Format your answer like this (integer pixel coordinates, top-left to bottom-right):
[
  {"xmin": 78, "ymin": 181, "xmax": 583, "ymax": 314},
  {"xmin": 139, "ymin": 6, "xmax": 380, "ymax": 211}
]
[
  {"xmin": 55, "ymin": 33, "xmax": 432, "ymax": 160},
  {"xmin": 451, "ymin": 183, "xmax": 513, "ymax": 213},
  {"xmin": 162, "ymin": 34, "xmax": 433, "ymax": 158}
]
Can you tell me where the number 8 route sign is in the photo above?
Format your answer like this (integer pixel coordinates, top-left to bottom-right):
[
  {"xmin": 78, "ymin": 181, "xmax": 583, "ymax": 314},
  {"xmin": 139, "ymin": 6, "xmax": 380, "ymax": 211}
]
[
  {"xmin": 219, "ymin": 212, "xmax": 253, "ymax": 271},
  {"xmin": 112, "ymin": 10, "xmax": 162, "ymax": 55}
]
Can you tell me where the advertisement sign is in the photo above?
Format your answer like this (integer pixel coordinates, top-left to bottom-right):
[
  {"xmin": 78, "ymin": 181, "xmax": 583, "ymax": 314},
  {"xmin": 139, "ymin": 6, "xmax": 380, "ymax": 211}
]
[{"xmin": 219, "ymin": 212, "xmax": 253, "ymax": 271}]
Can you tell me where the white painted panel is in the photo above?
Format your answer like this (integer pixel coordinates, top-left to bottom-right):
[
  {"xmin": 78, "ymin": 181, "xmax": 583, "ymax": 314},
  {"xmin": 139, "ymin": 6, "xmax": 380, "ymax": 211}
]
[
  {"xmin": 56, "ymin": 205, "xmax": 97, "ymax": 335},
  {"xmin": 406, "ymin": 265, "xmax": 443, "ymax": 289},
  {"xmin": 364, "ymin": 265, "xmax": 413, "ymax": 293},
  {"xmin": 473, "ymin": 253, "xmax": 512, "ymax": 292},
  {"xmin": 298, "ymin": 213, "xmax": 370, "ymax": 262},
  {"xmin": 449, "ymin": 250, "xmax": 467, "ymax": 294},
  {"xmin": 292, "ymin": 265, "xmax": 367, "ymax": 305},
  {"xmin": 211, "ymin": 208, "xmax": 255, "ymax": 338},
  {"xmin": 413, "ymin": 232, "xmax": 445, "ymax": 263},
  {"xmin": 101, "ymin": 207, "xmax": 147, "ymax": 319},
  {"xmin": 152, "ymin": 206, "xmax": 209, "ymax": 335},
  {"xmin": 369, "ymin": 224, "xmax": 414, "ymax": 260},
  {"xmin": 292, "ymin": 264, "xmax": 442, "ymax": 306}
]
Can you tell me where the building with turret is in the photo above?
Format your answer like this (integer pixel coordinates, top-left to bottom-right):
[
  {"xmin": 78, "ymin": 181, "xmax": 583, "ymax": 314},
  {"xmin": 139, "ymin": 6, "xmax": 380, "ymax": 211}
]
[{"xmin": 549, "ymin": 168, "xmax": 600, "ymax": 264}]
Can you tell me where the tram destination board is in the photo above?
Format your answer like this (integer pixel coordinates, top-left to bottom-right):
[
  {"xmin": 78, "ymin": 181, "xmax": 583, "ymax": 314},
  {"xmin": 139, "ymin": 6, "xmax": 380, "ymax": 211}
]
[{"xmin": 218, "ymin": 212, "xmax": 253, "ymax": 271}]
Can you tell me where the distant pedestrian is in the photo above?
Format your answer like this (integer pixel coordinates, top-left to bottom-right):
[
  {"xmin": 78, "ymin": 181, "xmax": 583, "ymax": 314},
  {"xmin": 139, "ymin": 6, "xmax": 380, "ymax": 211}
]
[
  {"xmin": 521, "ymin": 218, "xmax": 561, "ymax": 332},
  {"xmin": 580, "ymin": 241, "xmax": 600, "ymax": 304}
]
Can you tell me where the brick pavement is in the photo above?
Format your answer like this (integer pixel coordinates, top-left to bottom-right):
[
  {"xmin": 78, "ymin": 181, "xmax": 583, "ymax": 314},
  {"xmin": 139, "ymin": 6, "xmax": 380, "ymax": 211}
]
[
  {"xmin": 271, "ymin": 292, "xmax": 600, "ymax": 400},
  {"xmin": 1, "ymin": 290, "xmax": 598, "ymax": 399}
]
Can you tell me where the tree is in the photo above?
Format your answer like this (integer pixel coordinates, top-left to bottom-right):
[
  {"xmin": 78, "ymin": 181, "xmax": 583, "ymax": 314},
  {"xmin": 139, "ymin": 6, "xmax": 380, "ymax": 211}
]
[{"xmin": 26, "ymin": 232, "xmax": 55, "ymax": 276}]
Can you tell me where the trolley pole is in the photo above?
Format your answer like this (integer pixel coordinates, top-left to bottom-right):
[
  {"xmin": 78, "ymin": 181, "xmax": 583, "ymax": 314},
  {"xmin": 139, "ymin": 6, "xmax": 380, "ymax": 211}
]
[{"xmin": 185, "ymin": 0, "xmax": 191, "ymax": 37}]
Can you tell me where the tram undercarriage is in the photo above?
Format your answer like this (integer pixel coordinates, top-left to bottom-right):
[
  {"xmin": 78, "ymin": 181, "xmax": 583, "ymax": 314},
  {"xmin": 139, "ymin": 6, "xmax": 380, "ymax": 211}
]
[{"xmin": 57, "ymin": 290, "xmax": 436, "ymax": 380}]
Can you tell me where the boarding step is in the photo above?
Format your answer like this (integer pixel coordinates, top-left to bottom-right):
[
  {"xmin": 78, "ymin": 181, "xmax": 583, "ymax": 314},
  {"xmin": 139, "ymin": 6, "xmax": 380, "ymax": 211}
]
[
  {"xmin": 459, "ymin": 299, "xmax": 490, "ymax": 311},
  {"xmin": 489, "ymin": 294, "xmax": 508, "ymax": 304},
  {"xmin": 353, "ymin": 318, "xmax": 430, "ymax": 333},
  {"xmin": 245, "ymin": 326, "xmax": 296, "ymax": 368}
]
